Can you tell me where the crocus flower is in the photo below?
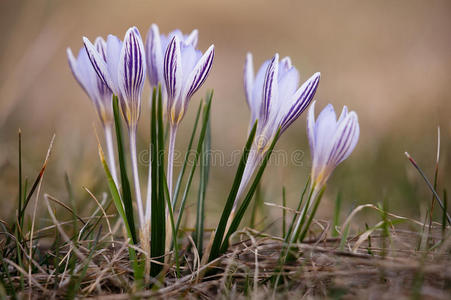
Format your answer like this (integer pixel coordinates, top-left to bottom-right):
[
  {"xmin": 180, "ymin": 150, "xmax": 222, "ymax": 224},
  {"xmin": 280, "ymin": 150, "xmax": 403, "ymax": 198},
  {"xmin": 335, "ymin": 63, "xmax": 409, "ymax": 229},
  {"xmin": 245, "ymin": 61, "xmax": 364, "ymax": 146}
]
[
  {"xmin": 144, "ymin": 25, "xmax": 199, "ymax": 216},
  {"xmin": 83, "ymin": 27, "xmax": 146, "ymax": 131},
  {"xmin": 163, "ymin": 35, "xmax": 215, "ymax": 199},
  {"xmin": 67, "ymin": 37, "xmax": 119, "ymax": 186},
  {"xmin": 145, "ymin": 24, "xmax": 198, "ymax": 103},
  {"xmin": 83, "ymin": 27, "xmax": 147, "ymax": 227},
  {"xmin": 235, "ymin": 53, "xmax": 320, "ymax": 209},
  {"xmin": 307, "ymin": 101, "xmax": 360, "ymax": 189}
]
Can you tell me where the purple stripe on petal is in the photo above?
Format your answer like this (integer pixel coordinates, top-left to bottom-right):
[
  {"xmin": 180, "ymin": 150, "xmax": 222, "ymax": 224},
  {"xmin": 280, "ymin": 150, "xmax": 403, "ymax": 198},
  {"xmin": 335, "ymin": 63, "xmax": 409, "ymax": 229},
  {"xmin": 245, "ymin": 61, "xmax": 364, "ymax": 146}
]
[
  {"xmin": 83, "ymin": 36, "xmax": 115, "ymax": 94},
  {"xmin": 329, "ymin": 114, "xmax": 359, "ymax": 165},
  {"xmin": 280, "ymin": 73, "xmax": 320, "ymax": 132},
  {"xmin": 183, "ymin": 45, "xmax": 215, "ymax": 101},
  {"xmin": 328, "ymin": 119, "xmax": 353, "ymax": 164},
  {"xmin": 94, "ymin": 37, "xmax": 110, "ymax": 99},
  {"xmin": 164, "ymin": 36, "xmax": 182, "ymax": 103},
  {"xmin": 261, "ymin": 54, "xmax": 279, "ymax": 124},
  {"xmin": 118, "ymin": 27, "xmax": 146, "ymax": 125}
]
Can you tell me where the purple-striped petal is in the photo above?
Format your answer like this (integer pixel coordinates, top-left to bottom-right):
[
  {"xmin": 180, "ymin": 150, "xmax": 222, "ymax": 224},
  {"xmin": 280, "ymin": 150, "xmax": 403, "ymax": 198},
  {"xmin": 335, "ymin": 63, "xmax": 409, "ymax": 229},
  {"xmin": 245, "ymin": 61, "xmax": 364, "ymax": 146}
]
[
  {"xmin": 164, "ymin": 36, "xmax": 182, "ymax": 104},
  {"xmin": 118, "ymin": 27, "xmax": 146, "ymax": 127},
  {"xmin": 83, "ymin": 37, "xmax": 115, "ymax": 94},
  {"xmin": 93, "ymin": 37, "xmax": 111, "ymax": 100},
  {"xmin": 328, "ymin": 112, "xmax": 359, "ymax": 166},
  {"xmin": 337, "ymin": 105, "xmax": 349, "ymax": 123},
  {"xmin": 260, "ymin": 54, "xmax": 279, "ymax": 124},
  {"xmin": 181, "ymin": 44, "xmax": 215, "ymax": 101},
  {"xmin": 279, "ymin": 72, "xmax": 320, "ymax": 132}
]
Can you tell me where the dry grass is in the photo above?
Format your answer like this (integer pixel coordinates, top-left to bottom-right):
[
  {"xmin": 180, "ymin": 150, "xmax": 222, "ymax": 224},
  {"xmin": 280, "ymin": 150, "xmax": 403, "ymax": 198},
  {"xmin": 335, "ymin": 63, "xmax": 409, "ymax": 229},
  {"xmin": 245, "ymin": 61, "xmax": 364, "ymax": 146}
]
[{"xmin": 2, "ymin": 215, "xmax": 450, "ymax": 299}]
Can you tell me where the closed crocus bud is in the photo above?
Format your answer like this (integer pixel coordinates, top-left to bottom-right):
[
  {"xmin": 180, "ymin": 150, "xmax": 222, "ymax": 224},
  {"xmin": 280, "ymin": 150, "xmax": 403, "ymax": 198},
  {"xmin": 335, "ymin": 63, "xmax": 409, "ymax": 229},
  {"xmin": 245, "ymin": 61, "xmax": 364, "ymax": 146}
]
[
  {"xmin": 145, "ymin": 24, "xmax": 198, "ymax": 104},
  {"xmin": 307, "ymin": 101, "xmax": 360, "ymax": 188},
  {"xmin": 83, "ymin": 26, "xmax": 146, "ymax": 131},
  {"xmin": 67, "ymin": 37, "xmax": 113, "ymax": 127},
  {"xmin": 163, "ymin": 35, "xmax": 214, "ymax": 126}
]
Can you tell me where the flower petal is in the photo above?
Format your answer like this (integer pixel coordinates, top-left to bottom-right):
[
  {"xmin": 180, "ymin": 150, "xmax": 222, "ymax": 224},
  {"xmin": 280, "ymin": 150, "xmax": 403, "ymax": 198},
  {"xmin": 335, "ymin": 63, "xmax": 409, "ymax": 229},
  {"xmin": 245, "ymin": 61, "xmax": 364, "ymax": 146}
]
[
  {"xmin": 307, "ymin": 100, "xmax": 317, "ymax": 156},
  {"xmin": 244, "ymin": 52, "xmax": 254, "ymax": 109},
  {"xmin": 185, "ymin": 29, "xmax": 198, "ymax": 47},
  {"xmin": 67, "ymin": 47, "xmax": 85, "ymax": 91},
  {"xmin": 311, "ymin": 103, "xmax": 337, "ymax": 177},
  {"xmin": 67, "ymin": 47, "xmax": 97, "ymax": 100},
  {"xmin": 164, "ymin": 36, "xmax": 183, "ymax": 103},
  {"xmin": 83, "ymin": 36, "xmax": 115, "ymax": 94},
  {"xmin": 118, "ymin": 27, "xmax": 146, "ymax": 126},
  {"xmin": 118, "ymin": 27, "xmax": 146, "ymax": 100},
  {"xmin": 328, "ymin": 111, "xmax": 359, "ymax": 166},
  {"xmin": 260, "ymin": 53, "xmax": 279, "ymax": 124},
  {"xmin": 279, "ymin": 72, "xmax": 320, "ymax": 132},
  {"xmin": 181, "ymin": 44, "xmax": 215, "ymax": 101},
  {"xmin": 105, "ymin": 35, "xmax": 123, "ymax": 94},
  {"xmin": 146, "ymin": 24, "xmax": 164, "ymax": 87},
  {"xmin": 93, "ymin": 37, "xmax": 111, "ymax": 99},
  {"xmin": 279, "ymin": 56, "xmax": 292, "ymax": 74},
  {"xmin": 337, "ymin": 105, "xmax": 349, "ymax": 123}
]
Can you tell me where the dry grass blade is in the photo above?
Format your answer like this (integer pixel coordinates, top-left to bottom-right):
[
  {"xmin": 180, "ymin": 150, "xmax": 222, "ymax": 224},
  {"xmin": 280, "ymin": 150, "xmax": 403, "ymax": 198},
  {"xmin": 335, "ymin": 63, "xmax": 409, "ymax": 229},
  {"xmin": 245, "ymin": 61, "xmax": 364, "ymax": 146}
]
[
  {"xmin": 28, "ymin": 134, "xmax": 55, "ymax": 297},
  {"xmin": 45, "ymin": 193, "xmax": 86, "ymax": 225},
  {"xmin": 83, "ymin": 187, "xmax": 114, "ymax": 245}
]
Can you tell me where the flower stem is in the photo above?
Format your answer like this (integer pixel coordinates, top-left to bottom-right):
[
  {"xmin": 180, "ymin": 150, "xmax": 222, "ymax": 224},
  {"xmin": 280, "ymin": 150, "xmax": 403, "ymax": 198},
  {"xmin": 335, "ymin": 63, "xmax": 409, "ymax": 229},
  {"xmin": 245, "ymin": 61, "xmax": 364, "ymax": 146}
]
[
  {"xmin": 231, "ymin": 150, "xmax": 258, "ymax": 215},
  {"xmin": 104, "ymin": 125, "xmax": 119, "ymax": 187},
  {"xmin": 145, "ymin": 141, "xmax": 152, "ymax": 223},
  {"xmin": 130, "ymin": 129, "xmax": 144, "ymax": 227},
  {"xmin": 167, "ymin": 125, "xmax": 177, "ymax": 201}
]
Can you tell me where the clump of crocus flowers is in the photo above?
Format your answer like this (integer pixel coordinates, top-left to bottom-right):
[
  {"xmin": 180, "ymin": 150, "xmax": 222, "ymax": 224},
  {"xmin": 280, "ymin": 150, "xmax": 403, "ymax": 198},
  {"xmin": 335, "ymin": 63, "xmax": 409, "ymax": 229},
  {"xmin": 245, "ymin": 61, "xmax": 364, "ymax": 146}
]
[{"xmin": 67, "ymin": 23, "xmax": 359, "ymax": 279}]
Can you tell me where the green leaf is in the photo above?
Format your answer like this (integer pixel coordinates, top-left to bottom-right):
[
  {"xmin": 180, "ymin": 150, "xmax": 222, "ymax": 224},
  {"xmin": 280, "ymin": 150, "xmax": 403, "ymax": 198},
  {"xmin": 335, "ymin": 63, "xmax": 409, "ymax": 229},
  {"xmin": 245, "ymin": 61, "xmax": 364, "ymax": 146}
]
[
  {"xmin": 298, "ymin": 187, "xmax": 325, "ymax": 242},
  {"xmin": 220, "ymin": 128, "xmax": 280, "ymax": 254},
  {"xmin": 66, "ymin": 226, "xmax": 102, "ymax": 299},
  {"xmin": 150, "ymin": 86, "xmax": 166, "ymax": 278},
  {"xmin": 208, "ymin": 120, "xmax": 258, "ymax": 263},
  {"xmin": 194, "ymin": 113, "xmax": 211, "ymax": 259},
  {"xmin": 172, "ymin": 101, "xmax": 203, "ymax": 209},
  {"xmin": 112, "ymin": 95, "xmax": 137, "ymax": 244},
  {"xmin": 282, "ymin": 187, "xmax": 286, "ymax": 238},
  {"xmin": 175, "ymin": 91, "xmax": 213, "ymax": 236},
  {"xmin": 332, "ymin": 191, "xmax": 342, "ymax": 237}
]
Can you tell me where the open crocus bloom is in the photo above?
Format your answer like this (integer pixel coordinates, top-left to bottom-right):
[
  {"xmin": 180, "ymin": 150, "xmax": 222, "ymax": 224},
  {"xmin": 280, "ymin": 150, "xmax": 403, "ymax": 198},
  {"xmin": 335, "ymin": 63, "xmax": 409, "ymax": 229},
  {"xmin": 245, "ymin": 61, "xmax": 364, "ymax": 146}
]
[
  {"xmin": 244, "ymin": 53, "xmax": 320, "ymax": 152},
  {"xmin": 307, "ymin": 101, "xmax": 360, "ymax": 188},
  {"xmin": 146, "ymin": 24, "xmax": 198, "ymax": 103},
  {"xmin": 67, "ymin": 37, "xmax": 113, "ymax": 127},
  {"xmin": 83, "ymin": 27, "xmax": 146, "ymax": 131},
  {"xmin": 235, "ymin": 53, "xmax": 320, "ymax": 207},
  {"xmin": 163, "ymin": 35, "xmax": 214, "ymax": 125}
]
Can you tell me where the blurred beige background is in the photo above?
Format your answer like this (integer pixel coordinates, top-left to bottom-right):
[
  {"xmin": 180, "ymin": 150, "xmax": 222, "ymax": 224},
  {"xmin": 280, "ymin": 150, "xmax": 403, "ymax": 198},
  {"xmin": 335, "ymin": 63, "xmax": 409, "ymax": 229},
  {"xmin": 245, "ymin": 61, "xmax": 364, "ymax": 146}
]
[{"xmin": 1, "ymin": 0, "xmax": 450, "ymax": 228}]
